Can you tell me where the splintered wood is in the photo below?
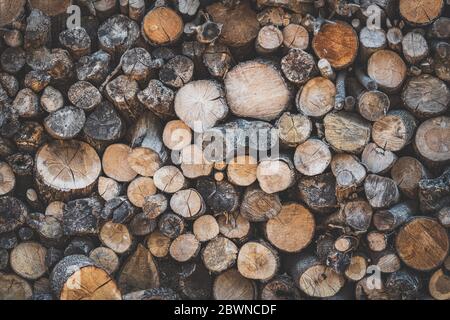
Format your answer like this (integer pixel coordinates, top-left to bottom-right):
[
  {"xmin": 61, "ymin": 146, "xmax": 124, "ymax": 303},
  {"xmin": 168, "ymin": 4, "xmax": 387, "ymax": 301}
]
[{"xmin": 0, "ymin": 0, "xmax": 449, "ymax": 301}]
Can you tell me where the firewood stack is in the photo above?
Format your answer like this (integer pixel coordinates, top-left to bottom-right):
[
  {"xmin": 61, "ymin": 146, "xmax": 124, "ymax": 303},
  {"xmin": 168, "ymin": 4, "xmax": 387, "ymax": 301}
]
[{"xmin": 0, "ymin": 0, "xmax": 449, "ymax": 301}]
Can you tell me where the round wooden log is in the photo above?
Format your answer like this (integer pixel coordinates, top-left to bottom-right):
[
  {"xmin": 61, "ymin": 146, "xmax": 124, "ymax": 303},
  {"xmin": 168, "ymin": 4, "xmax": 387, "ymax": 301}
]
[
  {"xmin": 22, "ymin": 70, "xmax": 49, "ymax": 95},
  {"xmin": 153, "ymin": 166, "xmax": 185, "ymax": 193},
  {"xmin": 373, "ymin": 201, "xmax": 415, "ymax": 232},
  {"xmin": 142, "ymin": 194, "xmax": 167, "ymax": 220},
  {"xmin": 12, "ymin": 121, "xmax": 44, "ymax": 153},
  {"xmin": 396, "ymin": 217, "xmax": 449, "ymax": 271},
  {"xmin": 324, "ymin": 111, "xmax": 371, "ymax": 154},
  {"xmin": 44, "ymin": 106, "xmax": 85, "ymax": 139},
  {"xmin": 312, "ymin": 21, "xmax": 358, "ymax": 69},
  {"xmin": 344, "ymin": 255, "xmax": 367, "ymax": 282},
  {"xmin": 367, "ymin": 50, "xmax": 407, "ymax": 92},
  {"xmin": 162, "ymin": 120, "xmax": 192, "ymax": 151},
  {"xmin": 98, "ymin": 15, "xmax": 139, "ymax": 57},
  {"xmin": 298, "ymin": 172, "xmax": 337, "ymax": 213},
  {"xmin": 213, "ymin": 268, "xmax": 257, "ymax": 300},
  {"xmin": 331, "ymin": 153, "xmax": 366, "ymax": 200},
  {"xmin": 357, "ymin": 90, "xmax": 390, "ymax": 122},
  {"xmin": 138, "ymin": 80, "xmax": 175, "ymax": 119},
  {"xmin": 159, "ymin": 55, "xmax": 194, "ymax": 89},
  {"xmin": 257, "ymin": 157, "xmax": 295, "ymax": 194},
  {"xmin": 59, "ymin": 27, "xmax": 91, "ymax": 60},
  {"xmin": 202, "ymin": 236, "xmax": 238, "ymax": 273},
  {"xmin": 126, "ymin": 147, "xmax": 161, "ymax": 178},
  {"xmin": 206, "ymin": 2, "xmax": 259, "ymax": 48},
  {"xmin": 169, "ymin": 233, "xmax": 200, "ymax": 262},
  {"xmin": 217, "ymin": 213, "xmax": 251, "ymax": 241},
  {"xmin": 265, "ymin": 203, "xmax": 314, "ymax": 253},
  {"xmin": 35, "ymin": 140, "xmax": 101, "ymax": 202},
  {"xmin": 158, "ymin": 212, "xmax": 185, "ymax": 239},
  {"xmin": 10, "ymin": 242, "xmax": 47, "ymax": 280},
  {"xmin": 418, "ymin": 168, "xmax": 450, "ymax": 213},
  {"xmin": 366, "ymin": 231, "xmax": 387, "ymax": 252},
  {"xmin": 296, "ymin": 76, "xmax": 335, "ymax": 117},
  {"xmin": 63, "ymin": 197, "xmax": 101, "ymax": 236},
  {"xmin": 290, "ymin": 254, "xmax": 345, "ymax": 298},
  {"xmin": 127, "ymin": 177, "xmax": 157, "ymax": 208},
  {"xmin": 437, "ymin": 207, "xmax": 450, "ymax": 228},
  {"xmin": 129, "ymin": 212, "xmax": 157, "ymax": 237},
  {"xmin": 142, "ymin": 7, "xmax": 183, "ymax": 46},
  {"xmin": 0, "ymin": 273, "xmax": 32, "ymax": 300},
  {"xmin": 89, "ymin": 247, "xmax": 119, "ymax": 275},
  {"xmin": 361, "ymin": 143, "xmax": 397, "ymax": 174},
  {"xmin": 174, "ymin": 80, "xmax": 228, "ymax": 133},
  {"xmin": 102, "ymin": 144, "xmax": 137, "ymax": 182},
  {"xmin": 147, "ymin": 231, "xmax": 171, "ymax": 258},
  {"xmin": 7, "ymin": 153, "xmax": 33, "ymax": 177},
  {"xmin": 83, "ymin": 103, "xmax": 124, "ymax": 150},
  {"xmin": 179, "ymin": 144, "xmax": 213, "ymax": 178},
  {"xmin": 102, "ymin": 196, "xmax": 136, "ymax": 224},
  {"xmin": 355, "ymin": 276, "xmax": 390, "ymax": 300},
  {"xmin": 387, "ymin": 270, "xmax": 422, "ymax": 300},
  {"xmin": 399, "ymin": 0, "xmax": 444, "ymax": 26},
  {"xmin": 372, "ymin": 110, "xmax": 417, "ymax": 152},
  {"xmin": 23, "ymin": 9, "xmax": 50, "ymax": 50},
  {"xmin": 203, "ymin": 43, "xmax": 233, "ymax": 78},
  {"xmin": 1, "ymin": 47, "xmax": 26, "ymax": 75},
  {"xmin": 294, "ymin": 138, "xmax": 331, "ymax": 176},
  {"xmin": 224, "ymin": 60, "xmax": 290, "ymax": 121},
  {"xmin": 402, "ymin": 31, "xmax": 429, "ymax": 65},
  {"xmin": 99, "ymin": 221, "xmax": 132, "ymax": 254},
  {"xmin": 330, "ymin": 199, "xmax": 373, "ymax": 232},
  {"xmin": 12, "ymin": 88, "xmax": 41, "ymax": 118},
  {"xmin": 129, "ymin": 111, "xmax": 167, "ymax": 163},
  {"xmin": 429, "ymin": 268, "xmax": 450, "ymax": 300},
  {"xmin": 359, "ymin": 26, "xmax": 386, "ymax": 61},
  {"xmin": 227, "ymin": 155, "xmax": 257, "ymax": 187},
  {"xmin": 40, "ymin": 86, "xmax": 63, "ymax": 113},
  {"xmin": 192, "ymin": 215, "xmax": 219, "ymax": 242},
  {"xmin": 50, "ymin": 255, "xmax": 121, "ymax": 300},
  {"xmin": 118, "ymin": 244, "xmax": 160, "ymax": 294},
  {"xmin": 276, "ymin": 112, "xmax": 312, "ymax": 147},
  {"xmin": 402, "ymin": 75, "xmax": 449, "ymax": 119},
  {"xmin": 105, "ymin": 75, "xmax": 144, "ymax": 124},
  {"xmin": 282, "ymin": 24, "xmax": 309, "ymax": 50},
  {"xmin": 121, "ymin": 47, "xmax": 161, "ymax": 81},
  {"xmin": 391, "ymin": 156, "xmax": 429, "ymax": 198},
  {"xmin": 170, "ymin": 188, "xmax": 205, "ymax": 220},
  {"xmin": 256, "ymin": 25, "xmax": 283, "ymax": 55},
  {"xmin": 194, "ymin": 177, "xmax": 238, "ymax": 215},
  {"xmin": 386, "ymin": 27, "xmax": 403, "ymax": 52},
  {"xmin": 414, "ymin": 116, "xmax": 450, "ymax": 164},
  {"xmin": 0, "ymin": 161, "xmax": 15, "ymax": 195},
  {"xmin": 434, "ymin": 41, "xmax": 450, "ymax": 83},
  {"xmin": 76, "ymin": 50, "xmax": 111, "ymax": 85},
  {"xmin": 237, "ymin": 241, "xmax": 279, "ymax": 281},
  {"xmin": 0, "ymin": 0, "xmax": 25, "ymax": 27},
  {"xmin": 68, "ymin": 81, "xmax": 101, "ymax": 111},
  {"xmin": 372, "ymin": 250, "xmax": 401, "ymax": 274},
  {"xmin": 45, "ymin": 201, "xmax": 64, "ymax": 221},
  {"xmin": 364, "ymin": 174, "xmax": 400, "ymax": 209},
  {"xmin": 281, "ymin": 49, "xmax": 316, "ymax": 85}
]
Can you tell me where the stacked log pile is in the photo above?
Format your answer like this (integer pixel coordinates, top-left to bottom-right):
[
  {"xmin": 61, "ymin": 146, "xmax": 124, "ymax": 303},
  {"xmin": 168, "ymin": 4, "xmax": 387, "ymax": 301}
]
[{"xmin": 0, "ymin": 0, "xmax": 449, "ymax": 300}]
